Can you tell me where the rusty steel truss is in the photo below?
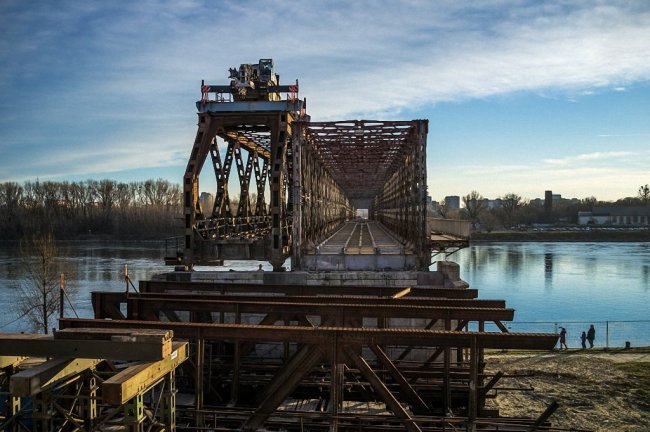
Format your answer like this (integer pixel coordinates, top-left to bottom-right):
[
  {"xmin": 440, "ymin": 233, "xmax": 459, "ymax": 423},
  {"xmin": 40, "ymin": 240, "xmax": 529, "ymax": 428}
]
[
  {"xmin": 45, "ymin": 278, "xmax": 562, "ymax": 432},
  {"xmin": 180, "ymin": 61, "xmax": 431, "ymax": 270},
  {"xmin": 292, "ymin": 120, "xmax": 429, "ymax": 270}
]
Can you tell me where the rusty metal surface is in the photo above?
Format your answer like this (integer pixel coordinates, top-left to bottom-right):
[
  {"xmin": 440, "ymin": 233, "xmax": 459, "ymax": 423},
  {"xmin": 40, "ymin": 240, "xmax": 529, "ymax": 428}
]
[
  {"xmin": 92, "ymin": 291, "xmax": 515, "ymax": 321},
  {"xmin": 60, "ymin": 318, "xmax": 557, "ymax": 350},
  {"xmin": 94, "ymin": 290, "xmax": 506, "ymax": 307},
  {"xmin": 138, "ymin": 280, "xmax": 480, "ymax": 298},
  {"xmin": 292, "ymin": 119, "xmax": 429, "ymax": 270},
  {"xmin": 297, "ymin": 120, "xmax": 420, "ymax": 201}
]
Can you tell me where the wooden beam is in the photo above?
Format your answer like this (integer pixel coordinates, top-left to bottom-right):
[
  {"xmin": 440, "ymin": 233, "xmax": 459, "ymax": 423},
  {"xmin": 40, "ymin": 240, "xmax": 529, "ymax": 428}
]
[
  {"xmin": 102, "ymin": 342, "xmax": 188, "ymax": 405},
  {"xmin": 0, "ymin": 356, "xmax": 26, "ymax": 369},
  {"xmin": 10, "ymin": 358, "xmax": 102, "ymax": 397},
  {"xmin": 391, "ymin": 287, "xmax": 411, "ymax": 299},
  {"xmin": 0, "ymin": 331, "xmax": 172, "ymax": 360}
]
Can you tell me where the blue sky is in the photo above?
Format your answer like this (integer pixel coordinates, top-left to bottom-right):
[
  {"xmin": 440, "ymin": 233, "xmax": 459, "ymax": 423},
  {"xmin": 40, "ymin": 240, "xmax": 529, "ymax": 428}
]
[{"xmin": 1, "ymin": 0, "xmax": 649, "ymax": 202}]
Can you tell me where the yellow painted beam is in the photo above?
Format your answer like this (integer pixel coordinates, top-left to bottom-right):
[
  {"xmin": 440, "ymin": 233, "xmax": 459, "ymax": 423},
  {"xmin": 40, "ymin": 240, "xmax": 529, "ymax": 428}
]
[
  {"xmin": 10, "ymin": 357, "xmax": 102, "ymax": 396},
  {"xmin": 102, "ymin": 342, "xmax": 188, "ymax": 405},
  {"xmin": 0, "ymin": 356, "xmax": 26, "ymax": 369}
]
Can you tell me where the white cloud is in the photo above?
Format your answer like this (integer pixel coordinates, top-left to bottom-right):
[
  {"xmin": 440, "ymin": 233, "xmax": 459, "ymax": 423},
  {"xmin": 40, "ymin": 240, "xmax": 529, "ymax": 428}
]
[{"xmin": 1, "ymin": 0, "xmax": 650, "ymax": 189}]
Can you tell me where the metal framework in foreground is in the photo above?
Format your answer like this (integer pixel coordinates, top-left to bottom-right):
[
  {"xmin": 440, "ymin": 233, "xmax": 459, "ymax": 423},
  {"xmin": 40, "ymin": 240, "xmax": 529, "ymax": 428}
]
[
  {"xmin": 47, "ymin": 280, "xmax": 562, "ymax": 432},
  {"xmin": 0, "ymin": 328, "xmax": 187, "ymax": 432}
]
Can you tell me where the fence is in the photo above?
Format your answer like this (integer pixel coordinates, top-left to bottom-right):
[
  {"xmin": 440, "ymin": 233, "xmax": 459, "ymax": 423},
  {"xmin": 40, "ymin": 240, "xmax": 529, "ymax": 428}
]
[{"xmin": 468, "ymin": 320, "xmax": 650, "ymax": 349}]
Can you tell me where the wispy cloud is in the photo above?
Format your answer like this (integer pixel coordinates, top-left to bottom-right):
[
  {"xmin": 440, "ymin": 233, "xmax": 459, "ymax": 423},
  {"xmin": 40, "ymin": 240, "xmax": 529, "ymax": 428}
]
[
  {"xmin": 1, "ymin": 0, "xmax": 650, "ymax": 189},
  {"xmin": 543, "ymin": 151, "xmax": 637, "ymax": 166}
]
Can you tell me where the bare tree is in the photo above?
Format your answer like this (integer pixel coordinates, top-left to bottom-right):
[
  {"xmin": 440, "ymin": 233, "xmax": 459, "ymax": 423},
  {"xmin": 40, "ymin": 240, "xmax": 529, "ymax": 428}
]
[
  {"xmin": 500, "ymin": 193, "xmax": 523, "ymax": 228},
  {"xmin": 16, "ymin": 232, "xmax": 75, "ymax": 333},
  {"xmin": 437, "ymin": 201, "xmax": 449, "ymax": 218},
  {"xmin": 462, "ymin": 191, "xmax": 486, "ymax": 229},
  {"xmin": 639, "ymin": 184, "xmax": 650, "ymax": 205}
]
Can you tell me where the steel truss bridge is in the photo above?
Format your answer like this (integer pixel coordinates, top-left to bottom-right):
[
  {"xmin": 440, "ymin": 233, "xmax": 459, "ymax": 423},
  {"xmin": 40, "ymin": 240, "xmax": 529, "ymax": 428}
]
[
  {"xmin": 0, "ymin": 62, "xmax": 566, "ymax": 432},
  {"xmin": 180, "ymin": 77, "xmax": 454, "ymax": 270}
]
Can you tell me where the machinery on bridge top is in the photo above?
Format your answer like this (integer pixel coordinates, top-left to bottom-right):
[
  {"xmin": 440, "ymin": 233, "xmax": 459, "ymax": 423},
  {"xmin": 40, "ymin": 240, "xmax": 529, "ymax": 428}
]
[{"xmin": 200, "ymin": 58, "xmax": 298, "ymax": 103}]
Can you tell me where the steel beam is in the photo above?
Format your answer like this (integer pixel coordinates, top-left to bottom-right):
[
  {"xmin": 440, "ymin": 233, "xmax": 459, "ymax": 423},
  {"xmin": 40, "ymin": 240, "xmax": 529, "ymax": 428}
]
[
  {"xmin": 242, "ymin": 345, "xmax": 324, "ymax": 430},
  {"xmin": 59, "ymin": 318, "xmax": 559, "ymax": 350},
  {"xmin": 343, "ymin": 345, "xmax": 422, "ymax": 432},
  {"xmin": 97, "ymin": 290, "xmax": 504, "ymax": 308},
  {"xmin": 112, "ymin": 294, "xmax": 516, "ymax": 322},
  {"xmin": 138, "ymin": 280, "xmax": 480, "ymax": 299}
]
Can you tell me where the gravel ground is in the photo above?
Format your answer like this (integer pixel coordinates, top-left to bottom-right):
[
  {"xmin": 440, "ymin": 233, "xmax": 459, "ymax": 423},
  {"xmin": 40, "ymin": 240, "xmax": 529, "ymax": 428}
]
[{"xmin": 484, "ymin": 349, "xmax": 650, "ymax": 431}]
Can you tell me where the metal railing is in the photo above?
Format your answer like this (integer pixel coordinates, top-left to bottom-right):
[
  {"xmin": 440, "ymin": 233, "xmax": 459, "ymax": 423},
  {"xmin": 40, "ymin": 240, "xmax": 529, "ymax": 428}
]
[{"xmin": 468, "ymin": 320, "xmax": 650, "ymax": 349}]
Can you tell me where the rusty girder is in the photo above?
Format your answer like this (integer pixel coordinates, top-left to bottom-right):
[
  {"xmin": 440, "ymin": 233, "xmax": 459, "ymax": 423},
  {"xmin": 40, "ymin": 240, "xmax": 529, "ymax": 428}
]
[
  {"xmin": 59, "ymin": 317, "xmax": 557, "ymax": 430},
  {"xmin": 301, "ymin": 120, "xmax": 421, "ymax": 202},
  {"xmin": 291, "ymin": 119, "xmax": 430, "ymax": 270},
  {"xmin": 138, "ymin": 280, "xmax": 481, "ymax": 298},
  {"xmin": 292, "ymin": 121, "xmax": 354, "ymax": 267},
  {"xmin": 183, "ymin": 109, "xmax": 300, "ymax": 268},
  {"xmin": 373, "ymin": 120, "xmax": 429, "ymax": 268}
]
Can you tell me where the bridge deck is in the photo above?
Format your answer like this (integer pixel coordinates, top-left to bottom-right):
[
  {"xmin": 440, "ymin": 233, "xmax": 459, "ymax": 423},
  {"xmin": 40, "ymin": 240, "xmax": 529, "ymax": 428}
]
[
  {"xmin": 317, "ymin": 220, "xmax": 405, "ymax": 255},
  {"xmin": 300, "ymin": 220, "xmax": 415, "ymax": 270}
]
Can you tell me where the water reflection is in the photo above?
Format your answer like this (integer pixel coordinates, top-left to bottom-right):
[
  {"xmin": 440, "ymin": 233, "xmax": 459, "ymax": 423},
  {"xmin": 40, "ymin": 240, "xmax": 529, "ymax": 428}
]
[
  {"xmin": 505, "ymin": 244, "xmax": 523, "ymax": 281},
  {"xmin": 544, "ymin": 252, "xmax": 553, "ymax": 290},
  {"xmin": 454, "ymin": 242, "xmax": 650, "ymax": 322}
]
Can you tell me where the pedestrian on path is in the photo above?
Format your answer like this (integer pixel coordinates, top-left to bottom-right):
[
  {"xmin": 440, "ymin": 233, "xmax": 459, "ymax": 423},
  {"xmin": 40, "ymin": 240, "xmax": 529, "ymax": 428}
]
[
  {"xmin": 559, "ymin": 327, "xmax": 568, "ymax": 350},
  {"xmin": 587, "ymin": 324, "xmax": 595, "ymax": 348},
  {"xmin": 581, "ymin": 331, "xmax": 587, "ymax": 349}
]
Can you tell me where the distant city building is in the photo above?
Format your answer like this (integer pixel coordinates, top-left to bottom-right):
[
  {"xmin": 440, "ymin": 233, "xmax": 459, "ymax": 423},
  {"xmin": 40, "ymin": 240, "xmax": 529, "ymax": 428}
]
[
  {"xmin": 482, "ymin": 198, "xmax": 502, "ymax": 209},
  {"xmin": 199, "ymin": 192, "xmax": 214, "ymax": 213},
  {"xmin": 444, "ymin": 195, "xmax": 460, "ymax": 209},
  {"xmin": 544, "ymin": 190, "xmax": 553, "ymax": 215},
  {"xmin": 578, "ymin": 206, "xmax": 650, "ymax": 226}
]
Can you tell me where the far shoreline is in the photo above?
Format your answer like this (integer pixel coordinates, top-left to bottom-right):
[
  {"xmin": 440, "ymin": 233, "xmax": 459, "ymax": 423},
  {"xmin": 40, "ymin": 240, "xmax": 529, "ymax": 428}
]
[{"xmin": 470, "ymin": 229, "xmax": 650, "ymax": 243}]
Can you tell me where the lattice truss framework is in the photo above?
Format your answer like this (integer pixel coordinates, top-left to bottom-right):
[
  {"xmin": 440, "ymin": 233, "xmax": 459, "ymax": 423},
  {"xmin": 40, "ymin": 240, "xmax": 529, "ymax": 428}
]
[
  {"xmin": 292, "ymin": 122, "xmax": 354, "ymax": 262},
  {"xmin": 373, "ymin": 120, "xmax": 429, "ymax": 267},
  {"xmin": 294, "ymin": 120, "xmax": 429, "ymax": 268},
  {"xmin": 184, "ymin": 111, "xmax": 296, "ymax": 267}
]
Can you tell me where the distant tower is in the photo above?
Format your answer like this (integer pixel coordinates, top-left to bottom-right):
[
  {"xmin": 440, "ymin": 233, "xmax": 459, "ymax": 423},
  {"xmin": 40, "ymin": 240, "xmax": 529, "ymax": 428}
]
[
  {"xmin": 544, "ymin": 190, "xmax": 553, "ymax": 221},
  {"xmin": 444, "ymin": 195, "xmax": 460, "ymax": 209}
]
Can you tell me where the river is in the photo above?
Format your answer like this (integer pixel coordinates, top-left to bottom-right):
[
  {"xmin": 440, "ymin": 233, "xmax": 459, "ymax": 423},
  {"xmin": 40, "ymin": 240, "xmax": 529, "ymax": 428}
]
[{"xmin": 1, "ymin": 241, "xmax": 648, "ymax": 347}]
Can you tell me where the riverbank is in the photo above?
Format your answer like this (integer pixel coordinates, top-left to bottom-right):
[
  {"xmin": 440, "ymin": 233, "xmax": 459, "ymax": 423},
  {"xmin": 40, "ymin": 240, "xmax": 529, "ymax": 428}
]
[
  {"xmin": 471, "ymin": 229, "xmax": 650, "ymax": 242},
  {"xmin": 485, "ymin": 348, "xmax": 650, "ymax": 431}
]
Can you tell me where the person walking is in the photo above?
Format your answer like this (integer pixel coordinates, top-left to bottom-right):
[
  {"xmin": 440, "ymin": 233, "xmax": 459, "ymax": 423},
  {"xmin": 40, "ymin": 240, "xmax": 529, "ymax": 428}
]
[
  {"xmin": 587, "ymin": 324, "xmax": 596, "ymax": 348},
  {"xmin": 559, "ymin": 327, "xmax": 568, "ymax": 350},
  {"xmin": 580, "ymin": 331, "xmax": 587, "ymax": 349}
]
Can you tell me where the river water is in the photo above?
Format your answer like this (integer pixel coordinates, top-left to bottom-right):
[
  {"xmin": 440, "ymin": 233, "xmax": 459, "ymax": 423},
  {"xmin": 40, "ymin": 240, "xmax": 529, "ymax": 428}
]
[{"xmin": 1, "ymin": 241, "xmax": 648, "ymax": 347}]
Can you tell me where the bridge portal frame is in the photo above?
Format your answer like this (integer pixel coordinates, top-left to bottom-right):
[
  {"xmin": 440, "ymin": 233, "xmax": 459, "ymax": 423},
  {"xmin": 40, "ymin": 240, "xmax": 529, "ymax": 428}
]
[{"xmin": 183, "ymin": 100, "xmax": 303, "ymax": 269}]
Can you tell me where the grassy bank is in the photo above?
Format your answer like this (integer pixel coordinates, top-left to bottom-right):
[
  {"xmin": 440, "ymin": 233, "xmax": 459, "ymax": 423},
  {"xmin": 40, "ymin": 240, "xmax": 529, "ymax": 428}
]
[
  {"xmin": 471, "ymin": 229, "xmax": 650, "ymax": 242},
  {"xmin": 485, "ymin": 348, "xmax": 650, "ymax": 431}
]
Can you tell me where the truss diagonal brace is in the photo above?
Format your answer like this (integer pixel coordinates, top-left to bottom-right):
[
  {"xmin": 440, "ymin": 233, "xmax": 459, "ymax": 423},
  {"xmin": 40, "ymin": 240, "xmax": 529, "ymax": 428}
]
[
  {"xmin": 242, "ymin": 344, "xmax": 323, "ymax": 431},
  {"xmin": 343, "ymin": 345, "xmax": 423, "ymax": 432},
  {"xmin": 369, "ymin": 344, "xmax": 429, "ymax": 413}
]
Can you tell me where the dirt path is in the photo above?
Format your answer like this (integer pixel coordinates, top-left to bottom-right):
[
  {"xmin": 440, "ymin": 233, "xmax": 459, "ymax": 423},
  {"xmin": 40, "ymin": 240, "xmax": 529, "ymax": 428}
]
[{"xmin": 485, "ymin": 350, "xmax": 650, "ymax": 431}]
